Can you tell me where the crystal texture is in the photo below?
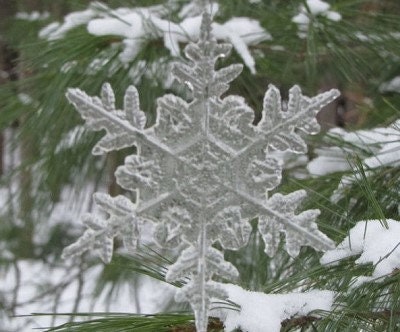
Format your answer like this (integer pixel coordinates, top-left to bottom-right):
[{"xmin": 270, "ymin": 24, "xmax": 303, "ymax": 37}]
[{"xmin": 63, "ymin": 12, "xmax": 339, "ymax": 332}]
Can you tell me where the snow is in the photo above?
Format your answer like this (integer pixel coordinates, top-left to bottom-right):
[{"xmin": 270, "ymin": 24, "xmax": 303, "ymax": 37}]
[
  {"xmin": 87, "ymin": 12, "xmax": 145, "ymax": 39},
  {"xmin": 38, "ymin": 22, "xmax": 61, "ymax": 39},
  {"xmin": 321, "ymin": 219, "xmax": 400, "ymax": 285},
  {"xmin": 355, "ymin": 32, "xmax": 369, "ymax": 42},
  {"xmin": 40, "ymin": 9, "xmax": 97, "ymax": 40},
  {"xmin": 216, "ymin": 283, "xmax": 334, "ymax": 332},
  {"xmin": 223, "ymin": 17, "xmax": 271, "ymax": 45},
  {"xmin": 1, "ymin": 260, "xmax": 81, "ymax": 330},
  {"xmin": 88, "ymin": 13, "xmax": 271, "ymax": 74},
  {"xmin": 17, "ymin": 93, "xmax": 35, "ymax": 106},
  {"xmin": 40, "ymin": 2, "xmax": 271, "ymax": 74},
  {"xmin": 292, "ymin": 0, "xmax": 342, "ymax": 38},
  {"xmin": 269, "ymin": 45, "xmax": 285, "ymax": 51},
  {"xmin": 16, "ymin": 11, "xmax": 49, "ymax": 21},
  {"xmin": 364, "ymin": 141, "xmax": 400, "ymax": 168},
  {"xmin": 307, "ymin": 0, "xmax": 330, "ymax": 15},
  {"xmin": 307, "ymin": 147, "xmax": 351, "ymax": 176},
  {"xmin": 307, "ymin": 119, "xmax": 400, "ymax": 177},
  {"xmin": 1, "ymin": 259, "xmax": 174, "ymax": 331},
  {"xmin": 325, "ymin": 11, "xmax": 342, "ymax": 22},
  {"xmin": 390, "ymin": 32, "xmax": 400, "ymax": 40},
  {"xmin": 307, "ymin": 119, "xmax": 400, "ymax": 204},
  {"xmin": 306, "ymin": 119, "xmax": 400, "ymax": 204},
  {"xmin": 380, "ymin": 76, "xmax": 400, "ymax": 93},
  {"xmin": 292, "ymin": 13, "xmax": 310, "ymax": 26}
]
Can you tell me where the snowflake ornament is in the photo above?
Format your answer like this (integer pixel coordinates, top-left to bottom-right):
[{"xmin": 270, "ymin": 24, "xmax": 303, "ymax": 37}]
[{"xmin": 63, "ymin": 9, "xmax": 339, "ymax": 332}]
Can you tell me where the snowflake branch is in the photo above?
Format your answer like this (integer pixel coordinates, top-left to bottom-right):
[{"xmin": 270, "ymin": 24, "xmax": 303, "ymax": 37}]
[
  {"xmin": 236, "ymin": 86, "xmax": 340, "ymax": 158},
  {"xmin": 220, "ymin": 182, "xmax": 335, "ymax": 252},
  {"xmin": 67, "ymin": 88, "xmax": 179, "ymax": 160}
]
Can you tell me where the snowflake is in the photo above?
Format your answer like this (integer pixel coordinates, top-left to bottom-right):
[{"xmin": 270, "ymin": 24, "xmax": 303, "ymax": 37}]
[{"xmin": 63, "ymin": 11, "xmax": 339, "ymax": 332}]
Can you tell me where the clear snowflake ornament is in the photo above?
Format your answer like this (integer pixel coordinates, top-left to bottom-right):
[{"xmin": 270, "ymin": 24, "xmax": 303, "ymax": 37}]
[{"xmin": 62, "ymin": 7, "xmax": 339, "ymax": 332}]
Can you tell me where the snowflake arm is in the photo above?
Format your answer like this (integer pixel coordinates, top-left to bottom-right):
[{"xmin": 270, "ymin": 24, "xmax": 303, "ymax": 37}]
[
  {"xmin": 259, "ymin": 190, "xmax": 335, "ymax": 257},
  {"xmin": 166, "ymin": 245, "xmax": 239, "ymax": 332},
  {"xmin": 220, "ymin": 183, "xmax": 335, "ymax": 255},
  {"xmin": 66, "ymin": 83, "xmax": 146, "ymax": 154},
  {"xmin": 62, "ymin": 193, "xmax": 140, "ymax": 263},
  {"xmin": 166, "ymin": 246, "xmax": 239, "ymax": 283},
  {"xmin": 256, "ymin": 84, "xmax": 340, "ymax": 154}
]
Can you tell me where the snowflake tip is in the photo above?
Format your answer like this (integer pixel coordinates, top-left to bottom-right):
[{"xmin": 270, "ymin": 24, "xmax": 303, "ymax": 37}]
[
  {"xmin": 101, "ymin": 82, "xmax": 115, "ymax": 111},
  {"xmin": 200, "ymin": 12, "xmax": 212, "ymax": 42}
]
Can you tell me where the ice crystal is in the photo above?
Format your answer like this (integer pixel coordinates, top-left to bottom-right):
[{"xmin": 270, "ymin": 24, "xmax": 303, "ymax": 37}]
[
  {"xmin": 63, "ymin": 11, "xmax": 339, "ymax": 332},
  {"xmin": 62, "ymin": 193, "xmax": 139, "ymax": 264}
]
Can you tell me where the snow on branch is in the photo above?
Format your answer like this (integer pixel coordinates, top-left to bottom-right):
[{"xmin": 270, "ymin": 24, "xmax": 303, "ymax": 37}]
[
  {"xmin": 321, "ymin": 219, "xmax": 400, "ymax": 286},
  {"xmin": 306, "ymin": 119, "xmax": 400, "ymax": 204},
  {"xmin": 216, "ymin": 283, "xmax": 334, "ymax": 332},
  {"xmin": 40, "ymin": 1, "xmax": 271, "ymax": 74},
  {"xmin": 292, "ymin": 0, "xmax": 342, "ymax": 38}
]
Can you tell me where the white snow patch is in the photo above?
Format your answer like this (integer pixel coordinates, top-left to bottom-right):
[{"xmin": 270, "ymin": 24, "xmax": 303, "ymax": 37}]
[
  {"xmin": 60, "ymin": 60, "xmax": 78, "ymax": 73},
  {"xmin": 16, "ymin": 11, "xmax": 49, "ymax": 21},
  {"xmin": 307, "ymin": 147, "xmax": 351, "ymax": 176},
  {"xmin": 307, "ymin": 119, "xmax": 400, "ymax": 178},
  {"xmin": 87, "ymin": 12, "xmax": 145, "ymax": 39},
  {"xmin": 380, "ymin": 76, "xmax": 400, "ymax": 94},
  {"xmin": 364, "ymin": 141, "xmax": 400, "ymax": 168},
  {"xmin": 292, "ymin": 0, "xmax": 342, "ymax": 39},
  {"xmin": 306, "ymin": 119, "xmax": 400, "ymax": 203},
  {"xmin": 216, "ymin": 284, "xmax": 334, "ymax": 332},
  {"xmin": 390, "ymin": 32, "xmax": 400, "ymax": 40},
  {"xmin": 325, "ymin": 11, "xmax": 342, "ymax": 22},
  {"xmin": 18, "ymin": 93, "xmax": 34, "ymax": 105},
  {"xmin": 355, "ymin": 32, "xmax": 369, "ymax": 42},
  {"xmin": 307, "ymin": 0, "xmax": 330, "ymax": 15},
  {"xmin": 321, "ymin": 219, "xmax": 400, "ymax": 285},
  {"xmin": 40, "ymin": 8, "xmax": 97, "ymax": 40},
  {"xmin": 39, "ymin": 22, "xmax": 61, "ymax": 39},
  {"xmin": 292, "ymin": 12, "xmax": 310, "ymax": 26},
  {"xmin": 269, "ymin": 45, "xmax": 285, "ymax": 51}
]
